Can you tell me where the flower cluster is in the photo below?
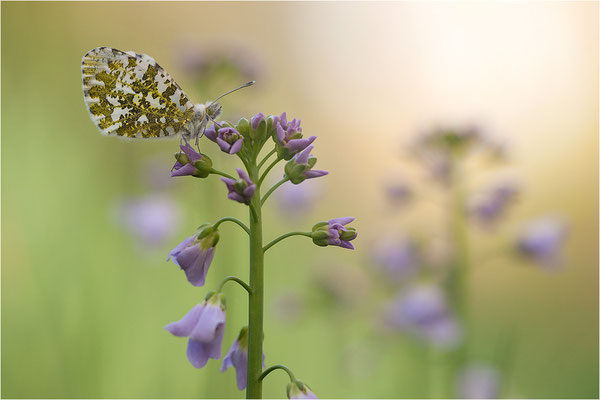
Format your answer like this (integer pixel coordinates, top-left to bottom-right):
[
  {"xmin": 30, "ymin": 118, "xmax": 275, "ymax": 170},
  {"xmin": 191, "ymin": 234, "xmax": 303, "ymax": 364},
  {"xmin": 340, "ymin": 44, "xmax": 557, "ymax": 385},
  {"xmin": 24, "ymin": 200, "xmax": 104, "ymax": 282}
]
[
  {"xmin": 384, "ymin": 284, "xmax": 462, "ymax": 348},
  {"xmin": 368, "ymin": 123, "xmax": 569, "ymax": 398},
  {"xmin": 163, "ymin": 110, "xmax": 357, "ymax": 398},
  {"xmin": 205, "ymin": 125, "xmax": 245, "ymax": 155},
  {"xmin": 273, "ymin": 112, "xmax": 316, "ymax": 160}
]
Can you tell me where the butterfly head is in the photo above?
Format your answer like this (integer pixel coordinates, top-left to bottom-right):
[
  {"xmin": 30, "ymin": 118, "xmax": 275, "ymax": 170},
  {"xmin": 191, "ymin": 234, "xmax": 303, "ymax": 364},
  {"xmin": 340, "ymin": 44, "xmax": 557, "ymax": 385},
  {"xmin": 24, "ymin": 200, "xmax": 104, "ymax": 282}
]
[{"xmin": 205, "ymin": 101, "xmax": 223, "ymax": 121}]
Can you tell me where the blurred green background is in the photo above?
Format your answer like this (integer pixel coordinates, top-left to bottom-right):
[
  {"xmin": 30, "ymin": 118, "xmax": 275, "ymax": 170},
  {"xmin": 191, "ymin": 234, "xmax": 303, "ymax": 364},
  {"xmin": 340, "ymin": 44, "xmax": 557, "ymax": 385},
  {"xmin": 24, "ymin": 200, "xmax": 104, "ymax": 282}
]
[{"xmin": 2, "ymin": 2, "xmax": 598, "ymax": 399}]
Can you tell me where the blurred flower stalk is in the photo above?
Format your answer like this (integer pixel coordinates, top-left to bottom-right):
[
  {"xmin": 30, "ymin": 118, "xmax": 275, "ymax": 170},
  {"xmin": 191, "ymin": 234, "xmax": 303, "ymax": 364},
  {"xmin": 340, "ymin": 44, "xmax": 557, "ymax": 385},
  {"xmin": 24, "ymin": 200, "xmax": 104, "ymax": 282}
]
[
  {"xmin": 375, "ymin": 125, "xmax": 568, "ymax": 398},
  {"xmin": 165, "ymin": 111, "xmax": 356, "ymax": 399}
]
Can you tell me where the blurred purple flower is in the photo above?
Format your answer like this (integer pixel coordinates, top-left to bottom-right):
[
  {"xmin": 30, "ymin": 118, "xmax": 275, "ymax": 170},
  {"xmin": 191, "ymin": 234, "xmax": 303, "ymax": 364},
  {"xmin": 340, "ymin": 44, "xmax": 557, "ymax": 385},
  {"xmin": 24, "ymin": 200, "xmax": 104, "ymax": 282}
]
[
  {"xmin": 221, "ymin": 168, "xmax": 256, "ymax": 205},
  {"xmin": 311, "ymin": 217, "xmax": 357, "ymax": 249},
  {"xmin": 516, "ymin": 217, "xmax": 568, "ymax": 268},
  {"xmin": 468, "ymin": 181, "xmax": 519, "ymax": 226},
  {"xmin": 287, "ymin": 380, "xmax": 317, "ymax": 399},
  {"xmin": 165, "ymin": 292, "xmax": 226, "ymax": 368},
  {"xmin": 115, "ymin": 194, "xmax": 181, "ymax": 247},
  {"xmin": 384, "ymin": 284, "xmax": 462, "ymax": 348},
  {"xmin": 273, "ymin": 112, "xmax": 316, "ymax": 160},
  {"xmin": 174, "ymin": 41, "xmax": 264, "ymax": 81},
  {"xmin": 205, "ymin": 125, "xmax": 244, "ymax": 154},
  {"xmin": 167, "ymin": 224, "xmax": 219, "ymax": 287},
  {"xmin": 274, "ymin": 179, "xmax": 322, "ymax": 219},
  {"xmin": 171, "ymin": 144, "xmax": 213, "ymax": 178},
  {"xmin": 284, "ymin": 146, "xmax": 328, "ymax": 185},
  {"xmin": 221, "ymin": 326, "xmax": 265, "ymax": 390},
  {"xmin": 385, "ymin": 179, "xmax": 412, "ymax": 207},
  {"xmin": 457, "ymin": 364, "xmax": 501, "ymax": 399},
  {"xmin": 371, "ymin": 236, "xmax": 419, "ymax": 282}
]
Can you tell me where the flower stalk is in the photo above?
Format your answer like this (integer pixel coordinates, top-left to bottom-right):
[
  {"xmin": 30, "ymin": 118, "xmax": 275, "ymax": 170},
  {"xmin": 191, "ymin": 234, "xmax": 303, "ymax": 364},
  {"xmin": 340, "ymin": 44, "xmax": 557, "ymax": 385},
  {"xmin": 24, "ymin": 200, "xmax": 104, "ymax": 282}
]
[
  {"xmin": 162, "ymin": 111, "xmax": 348, "ymax": 399},
  {"xmin": 247, "ymin": 162, "xmax": 265, "ymax": 399}
]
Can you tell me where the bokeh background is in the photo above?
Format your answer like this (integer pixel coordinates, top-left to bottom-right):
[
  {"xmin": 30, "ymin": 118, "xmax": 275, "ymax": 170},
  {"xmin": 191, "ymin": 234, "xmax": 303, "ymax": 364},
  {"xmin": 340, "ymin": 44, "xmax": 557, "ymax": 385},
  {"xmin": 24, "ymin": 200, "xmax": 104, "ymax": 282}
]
[{"xmin": 1, "ymin": 1, "xmax": 598, "ymax": 399}]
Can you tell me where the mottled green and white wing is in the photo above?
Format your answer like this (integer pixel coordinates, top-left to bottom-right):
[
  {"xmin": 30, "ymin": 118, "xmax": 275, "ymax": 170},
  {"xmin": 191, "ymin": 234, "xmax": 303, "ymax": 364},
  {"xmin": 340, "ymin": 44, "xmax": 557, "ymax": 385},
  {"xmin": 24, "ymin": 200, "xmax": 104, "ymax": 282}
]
[{"xmin": 82, "ymin": 47, "xmax": 195, "ymax": 138}]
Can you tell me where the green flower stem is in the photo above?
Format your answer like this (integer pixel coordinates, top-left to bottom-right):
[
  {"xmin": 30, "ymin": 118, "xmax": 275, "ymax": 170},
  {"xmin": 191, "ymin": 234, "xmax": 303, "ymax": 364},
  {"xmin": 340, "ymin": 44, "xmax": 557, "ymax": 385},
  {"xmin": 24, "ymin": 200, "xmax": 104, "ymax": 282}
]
[
  {"xmin": 263, "ymin": 231, "xmax": 313, "ymax": 253},
  {"xmin": 258, "ymin": 156, "xmax": 282, "ymax": 187},
  {"xmin": 246, "ymin": 162, "xmax": 264, "ymax": 399},
  {"xmin": 213, "ymin": 217, "xmax": 250, "ymax": 236},
  {"xmin": 259, "ymin": 364, "xmax": 296, "ymax": 383},
  {"xmin": 216, "ymin": 276, "xmax": 252, "ymax": 294},
  {"xmin": 261, "ymin": 177, "xmax": 289, "ymax": 206},
  {"xmin": 210, "ymin": 168, "xmax": 235, "ymax": 180},
  {"xmin": 257, "ymin": 148, "xmax": 277, "ymax": 170},
  {"xmin": 443, "ymin": 157, "xmax": 470, "ymax": 397}
]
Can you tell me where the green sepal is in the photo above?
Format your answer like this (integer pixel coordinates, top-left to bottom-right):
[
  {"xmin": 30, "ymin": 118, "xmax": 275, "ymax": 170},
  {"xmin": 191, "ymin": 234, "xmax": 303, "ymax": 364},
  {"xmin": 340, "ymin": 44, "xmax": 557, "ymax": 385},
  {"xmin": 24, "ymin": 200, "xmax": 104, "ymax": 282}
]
[
  {"xmin": 266, "ymin": 115, "xmax": 277, "ymax": 137},
  {"xmin": 340, "ymin": 227, "xmax": 357, "ymax": 241},
  {"xmin": 250, "ymin": 118, "xmax": 267, "ymax": 141},
  {"xmin": 192, "ymin": 153, "xmax": 213, "ymax": 178},
  {"xmin": 311, "ymin": 221, "xmax": 329, "ymax": 231},
  {"xmin": 237, "ymin": 325, "xmax": 249, "ymax": 349},
  {"xmin": 204, "ymin": 290, "xmax": 216, "ymax": 302},
  {"xmin": 196, "ymin": 223, "xmax": 214, "ymax": 239},
  {"xmin": 284, "ymin": 159, "xmax": 310, "ymax": 184},
  {"xmin": 233, "ymin": 180, "xmax": 249, "ymax": 193},
  {"xmin": 174, "ymin": 151, "xmax": 190, "ymax": 165},
  {"xmin": 311, "ymin": 231, "xmax": 330, "ymax": 246},
  {"xmin": 276, "ymin": 145, "xmax": 293, "ymax": 161},
  {"xmin": 216, "ymin": 292, "xmax": 226, "ymax": 309},
  {"xmin": 236, "ymin": 118, "xmax": 250, "ymax": 138},
  {"xmin": 196, "ymin": 224, "xmax": 220, "ymax": 248},
  {"xmin": 287, "ymin": 380, "xmax": 310, "ymax": 399}
]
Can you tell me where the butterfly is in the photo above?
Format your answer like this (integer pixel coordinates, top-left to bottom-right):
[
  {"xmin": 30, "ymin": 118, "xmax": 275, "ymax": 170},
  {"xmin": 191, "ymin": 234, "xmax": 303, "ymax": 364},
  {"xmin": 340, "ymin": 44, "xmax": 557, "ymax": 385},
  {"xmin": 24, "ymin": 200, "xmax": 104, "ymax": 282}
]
[{"xmin": 81, "ymin": 47, "xmax": 253, "ymax": 143}]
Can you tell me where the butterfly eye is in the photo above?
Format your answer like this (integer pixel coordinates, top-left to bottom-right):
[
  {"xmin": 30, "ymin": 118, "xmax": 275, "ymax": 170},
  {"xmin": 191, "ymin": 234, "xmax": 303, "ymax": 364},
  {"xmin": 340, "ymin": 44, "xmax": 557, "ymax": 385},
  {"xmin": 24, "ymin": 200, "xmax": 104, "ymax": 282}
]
[{"xmin": 208, "ymin": 104, "xmax": 222, "ymax": 118}]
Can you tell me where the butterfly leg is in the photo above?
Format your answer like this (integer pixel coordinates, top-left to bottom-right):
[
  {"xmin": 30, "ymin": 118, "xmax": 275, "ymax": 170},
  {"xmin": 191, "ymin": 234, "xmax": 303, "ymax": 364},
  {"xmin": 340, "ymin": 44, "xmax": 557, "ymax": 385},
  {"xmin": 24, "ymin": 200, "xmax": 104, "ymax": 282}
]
[{"xmin": 207, "ymin": 113, "xmax": 223, "ymax": 130}]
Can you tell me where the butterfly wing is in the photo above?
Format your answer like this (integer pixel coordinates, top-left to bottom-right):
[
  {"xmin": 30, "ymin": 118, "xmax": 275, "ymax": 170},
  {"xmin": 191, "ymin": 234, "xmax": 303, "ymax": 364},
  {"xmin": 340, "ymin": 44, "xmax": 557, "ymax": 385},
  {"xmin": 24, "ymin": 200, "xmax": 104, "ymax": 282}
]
[{"xmin": 81, "ymin": 47, "xmax": 195, "ymax": 138}]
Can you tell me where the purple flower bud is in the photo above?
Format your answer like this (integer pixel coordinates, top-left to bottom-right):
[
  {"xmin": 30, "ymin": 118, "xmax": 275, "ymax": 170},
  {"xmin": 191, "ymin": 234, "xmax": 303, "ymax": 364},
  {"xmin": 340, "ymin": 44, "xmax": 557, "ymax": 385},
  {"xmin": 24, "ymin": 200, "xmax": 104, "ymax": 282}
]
[
  {"xmin": 205, "ymin": 124, "xmax": 244, "ymax": 154},
  {"xmin": 165, "ymin": 292, "xmax": 226, "ymax": 369},
  {"xmin": 384, "ymin": 284, "xmax": 462, "ymax": 349},
  {"xmin": 167, "ymin": 224, "xmax": 219, "ymax": 287},
  {"xmin": 311, "ymin": 217, "xmax": 357, "ymax": 249},
  {"xmin": 251, "ymin": 113, "xmax": 265, "ymax": 130},
  {"xmin": 220, "ymin": 326, "xmax": 266, "ymax": 390},
  {"xmin": 171, "ymin": 144, "xmax": 213, "ymax": 178},
  {"xmin": 287, "ymin": 380, "xmax": 317, "ymax": 399},
  {"xmin": 468, "ymin": 181, "xmax": 519, "ymax": 226},
  {"xmin": 456, "ymin": 364, "xmax": 501, "ymax": 399},
  {"xmin": 274, "ymin": 112, "xmax": 317, "ymax": 160},
  {"xmin": 516, "ymin": 217, "xmax": 568, "ymax": 269},
  {"xmin": 221, "ymin": 168, "xmax": 256, "ymax": 205},
  {"xmin": 284, "ymin": 146, "xmax": 328, "ymax": 185}
]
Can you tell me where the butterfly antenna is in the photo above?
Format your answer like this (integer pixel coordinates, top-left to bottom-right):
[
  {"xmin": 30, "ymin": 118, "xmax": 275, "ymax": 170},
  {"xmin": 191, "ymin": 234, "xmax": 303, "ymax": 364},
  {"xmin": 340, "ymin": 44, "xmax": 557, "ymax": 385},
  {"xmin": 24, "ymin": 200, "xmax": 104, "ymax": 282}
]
[{"xmin": 208, "ymin": 81, "xmax": 255, "ymax": 106}]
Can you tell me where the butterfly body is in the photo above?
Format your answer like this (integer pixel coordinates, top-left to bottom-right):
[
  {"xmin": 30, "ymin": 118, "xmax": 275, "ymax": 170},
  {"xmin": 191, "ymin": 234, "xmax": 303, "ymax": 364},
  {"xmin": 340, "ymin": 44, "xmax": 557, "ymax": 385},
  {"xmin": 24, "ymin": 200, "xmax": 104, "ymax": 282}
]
[{"xmin": 81, "ymin": 47, "xmax": 220, "ymax": 141}]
